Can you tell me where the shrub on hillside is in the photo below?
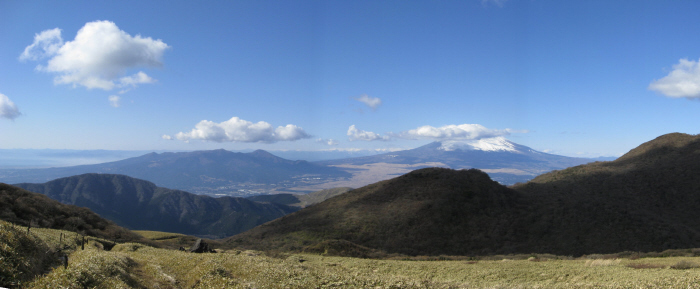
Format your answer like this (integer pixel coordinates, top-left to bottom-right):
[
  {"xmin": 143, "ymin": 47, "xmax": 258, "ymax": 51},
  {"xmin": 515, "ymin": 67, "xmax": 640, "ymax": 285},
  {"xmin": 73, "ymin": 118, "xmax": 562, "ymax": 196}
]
[
  {"xmin": 670, "ymin": 260, "xmax": 699, "ymax": 270},
  {"xmin": 302, "ymin": 239, "xmax": 386, "ymax": 258}
]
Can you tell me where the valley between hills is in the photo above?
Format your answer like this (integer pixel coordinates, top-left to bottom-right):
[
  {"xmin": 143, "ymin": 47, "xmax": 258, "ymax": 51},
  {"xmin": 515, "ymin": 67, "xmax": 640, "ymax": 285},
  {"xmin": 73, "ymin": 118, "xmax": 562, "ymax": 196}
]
[{"xmin": 2, "ymin": 132, "xmax": 700, "ymax": 288}]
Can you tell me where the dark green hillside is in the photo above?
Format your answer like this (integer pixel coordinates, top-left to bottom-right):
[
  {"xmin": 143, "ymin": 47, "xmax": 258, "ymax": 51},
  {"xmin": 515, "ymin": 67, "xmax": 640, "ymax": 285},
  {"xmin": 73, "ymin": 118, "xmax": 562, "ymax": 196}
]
[
  {"xmin": 512, "ymin": 132, "xmax": 700, "ymax": 254},
  {"xmin": 15, "ymin": 174, "xmax": 299, "ymax": 238},
  {"xmin": 229, "ymin": 168, "xmax": 527, "ymax": 256},
  {"xmin": 247, "ymin": 193, "xmax": 302, "ymax": 206},
  {"xmin": 229, "ymin": 133, "xmax": 700, "ymax": 256},
  {"xmin": 0, "ymin": 183, "xmax": 144, "ymax": 242},
  {"xmin": 247, "ymin": 187, "xmax": 352, "ymax": 207}
]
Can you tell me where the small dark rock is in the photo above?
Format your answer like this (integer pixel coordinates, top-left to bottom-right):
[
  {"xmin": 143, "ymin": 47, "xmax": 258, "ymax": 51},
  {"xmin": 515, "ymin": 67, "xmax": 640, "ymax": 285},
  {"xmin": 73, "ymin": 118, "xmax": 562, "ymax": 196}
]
[{"xmin": 189, "ymin": 238, "xmax": 215, "ymax": 253}]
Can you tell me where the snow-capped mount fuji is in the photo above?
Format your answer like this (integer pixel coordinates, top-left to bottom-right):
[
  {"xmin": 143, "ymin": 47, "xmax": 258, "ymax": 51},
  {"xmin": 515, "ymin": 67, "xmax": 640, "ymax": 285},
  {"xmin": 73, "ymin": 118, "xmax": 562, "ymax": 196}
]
[
  {"xmin": 438, "ymin": 137, "xmax": 527, "ymax": 152},
  {"xmin": 318, "ymin": 138, "xmax": 604, "ymax": 185}
]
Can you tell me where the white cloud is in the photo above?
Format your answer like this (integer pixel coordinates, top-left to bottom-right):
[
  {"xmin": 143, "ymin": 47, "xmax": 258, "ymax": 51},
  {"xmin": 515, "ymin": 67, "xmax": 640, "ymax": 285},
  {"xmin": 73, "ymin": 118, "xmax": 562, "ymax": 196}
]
[
  {"xmin": 395, "ymin": 124, "xmax": 515, "ymax": 140},
  {"xmin": 21, "ymin": 21, "xmax": 169, "ymax": 90},
  {"xmin": 19, "ymin": 28, "xmax": 63, "ymax": 61},
  {"xmin": 174, "ymin": 117, "xmax": 311, "ymax": 143},
  {"xmin": 119, "ymin": 71, "xmax": 156, "ymax": 87},
  {"xmin": 482, "ymin": 0, "xmax": 507, "ymax": 7},
  {"xmin": 649, "ymin": 58, "xmax": 700, "ymax": 98},
  {"xmin": 347, "ymin": 125, "xmax": 390, "ymax": 141},
  {"xmin": 108, "ymin": 95, "xmax": 121, "ymax": 108},
  {"xmin": 0, "ymin": 94, "xmax": 21, "ymax": 120},
  {"xmin": 161, "ymin": 135, "xmax": 173, "ymax": 140},
  {"xmin": 316, "ymin": 138, "xmax": 339, "ymax": 146},
  {"xmin": 354, "ymin": 94, "xmax": 382, "ymax": 110}
]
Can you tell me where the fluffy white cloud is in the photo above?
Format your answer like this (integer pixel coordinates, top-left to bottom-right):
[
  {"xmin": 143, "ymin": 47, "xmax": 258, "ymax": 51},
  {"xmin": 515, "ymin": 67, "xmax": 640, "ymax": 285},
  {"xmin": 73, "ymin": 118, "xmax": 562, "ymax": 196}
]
[
  {"xmin": 161, "ymin": 135, "xmax": 173, "ymax": 140},
  {"xmin": 21, "ymin": 21, "xmax": 169, "ymax": 90},
  {"xmin": 395, "ymin": 124, "xmax": 513, "ymax": 140},
  {"xmin": 174, "ymin": 117, "xmax": 311, "ymax": 143},
  {"xmin": 0, "ymin": 94, "xmax": 21, "ymax": 120},
  {"xmin": 108, "ymin": 95, "xmax": 121, "ymax": 108},
  {"xmin": 649, "ymin": 58, "xmax": 700, "ymax": 98},
  {"xmin": 347, "ymin": 125, "xmax": 390, "ymax": 141},
  {"xmin": 19, "ymin": 28, "xmax": 63, "ymax": 61},
  {"xmin": 354, "ymin": 94, "xmax": 382, "ymax": 110},
  {"xmin": 316, "ymin": 138, "xmax": 339, "ymax": 146}
]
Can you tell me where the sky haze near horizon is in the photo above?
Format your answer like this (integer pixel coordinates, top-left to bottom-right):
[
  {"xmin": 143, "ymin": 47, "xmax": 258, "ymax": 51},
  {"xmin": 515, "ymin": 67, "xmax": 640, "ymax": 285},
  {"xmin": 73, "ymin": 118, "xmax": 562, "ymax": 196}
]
[{"xmin": 1, "ymin": 0, "xmax": 700, "ymax": 158}]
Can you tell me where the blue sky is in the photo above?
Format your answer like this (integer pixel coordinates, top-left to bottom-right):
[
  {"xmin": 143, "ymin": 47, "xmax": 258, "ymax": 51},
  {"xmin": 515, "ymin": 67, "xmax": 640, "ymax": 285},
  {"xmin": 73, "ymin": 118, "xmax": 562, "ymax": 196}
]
[{"xmin": 1, "ymin": 0, "xmax": 699, "ymax": 158}]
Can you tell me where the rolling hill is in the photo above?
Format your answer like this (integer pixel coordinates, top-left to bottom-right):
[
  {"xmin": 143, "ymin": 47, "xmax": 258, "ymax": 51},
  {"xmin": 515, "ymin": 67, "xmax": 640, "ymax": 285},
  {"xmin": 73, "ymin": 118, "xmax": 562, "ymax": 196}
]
[
  {"xmin": 0, "ymin": 183, "xmax": 145, "ymax": 242},
  {"xmin": 14, "ymin": 173, "xmax": 299, "ymax": 238},
  {"xmin": 229, "ymin": 133, "xmax": 700, "ymax": 256}
]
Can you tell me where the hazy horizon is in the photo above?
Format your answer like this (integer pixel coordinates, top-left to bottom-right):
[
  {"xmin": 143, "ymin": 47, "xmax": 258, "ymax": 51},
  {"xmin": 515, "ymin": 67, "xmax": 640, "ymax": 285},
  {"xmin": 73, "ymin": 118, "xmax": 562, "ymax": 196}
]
[{"xmin": 2, "ymin": 1, "xmax": 699, "ymax": 159}]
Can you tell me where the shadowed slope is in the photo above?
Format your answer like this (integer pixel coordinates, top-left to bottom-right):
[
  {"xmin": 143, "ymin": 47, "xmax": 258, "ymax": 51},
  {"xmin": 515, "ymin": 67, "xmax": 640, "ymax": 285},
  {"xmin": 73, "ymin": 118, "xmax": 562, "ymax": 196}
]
[
  {"xmin": 15, "ymin": 174, "xmax": 299, "ymax": 238},
  {"xmin": 247, "ymin": 187, "xmax": 353, "ymax": 207},
  {"xmin": 512, "ymin": 133, "xmax": 700, "ymax": 254},
  {"xmin": 229, "ymin": 168, "xmax": 527, "ymax": 256},
  {"xmin": 0, "ymin": 183, "xmax": 144, "ymax": 242},
  {"xmin": 229, "ymin": 133, "xmax": 700, "ymax": 256}
]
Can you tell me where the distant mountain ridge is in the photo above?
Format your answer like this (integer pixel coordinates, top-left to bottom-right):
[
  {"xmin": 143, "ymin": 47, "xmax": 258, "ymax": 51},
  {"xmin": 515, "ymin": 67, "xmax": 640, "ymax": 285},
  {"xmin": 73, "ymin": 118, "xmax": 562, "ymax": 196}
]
[
  {"xmin": 318, "ymin": 137, "xmax": 603, "ymax": 184},
  {"xmin": 14, "ymin": 173, "xmax": 299, "ymax": 238},
  {"xmin": 1, "ymin": 149, "xmax": 351, "ymax": 195},
  {"xmin": 230, "ymin": 133, "xmax": 700, "ymax": 256}
]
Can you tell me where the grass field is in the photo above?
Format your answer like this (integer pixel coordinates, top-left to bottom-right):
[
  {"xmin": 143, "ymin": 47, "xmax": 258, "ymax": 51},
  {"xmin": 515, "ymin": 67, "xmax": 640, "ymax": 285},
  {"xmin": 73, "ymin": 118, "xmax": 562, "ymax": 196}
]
[
  {"xmin": 4, "ymin": 222, "xmax": 700, "ymax": 288},
  {"xmin": 24, "ymin": 246, "xmax": 700, "ymax": 288},
  {"xmin": 132, "ymin": 230, "xmax": 186, "ymax": 241}
]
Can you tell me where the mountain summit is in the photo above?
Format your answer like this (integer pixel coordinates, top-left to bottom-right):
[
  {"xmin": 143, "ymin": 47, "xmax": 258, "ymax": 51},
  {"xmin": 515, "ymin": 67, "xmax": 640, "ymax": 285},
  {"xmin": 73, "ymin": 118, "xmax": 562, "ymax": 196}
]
[
  {"xmin": 438, "ymin": 137, "xmax": 521, "ymax": 152},
  {"xmin": 318, "ymin": 137, "xmax": 599, "ymax": 184}
]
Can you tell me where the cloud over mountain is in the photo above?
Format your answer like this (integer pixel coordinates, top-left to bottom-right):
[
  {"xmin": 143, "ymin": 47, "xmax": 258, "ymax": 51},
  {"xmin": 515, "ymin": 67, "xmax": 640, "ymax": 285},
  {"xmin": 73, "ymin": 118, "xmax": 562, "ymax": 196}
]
[
  {"xmin": 20, "ymin": 21, "xmax": 169, "ymax": 91},
  {"xmin": 649, "ymin": 58, "xmax": 700, "ymax": 99},
  {"xmin": 395, "ymin": 124, "xmax": 513, "ymax": 140},
  {"xmin": 347, "ymin": 125, "xmax": 390, "ymax": 141},
  {"xmin": 0, "ymin": 93, "xmax": 21, "ymax": 120},
  {"xmin": 171, "ymin": 116, "xmax": 311, "ymax": 143}
]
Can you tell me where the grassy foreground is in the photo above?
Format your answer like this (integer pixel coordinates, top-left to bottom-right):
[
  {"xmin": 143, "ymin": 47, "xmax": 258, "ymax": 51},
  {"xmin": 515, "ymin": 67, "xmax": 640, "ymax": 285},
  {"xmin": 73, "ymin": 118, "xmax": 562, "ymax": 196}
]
[
  {"xmin": 4, "ymin": 222, "xmax": 700, "ymax": 288},
  {"xmin": 23, "ymin": 245, "xmax": 700, "ymax": 288}
]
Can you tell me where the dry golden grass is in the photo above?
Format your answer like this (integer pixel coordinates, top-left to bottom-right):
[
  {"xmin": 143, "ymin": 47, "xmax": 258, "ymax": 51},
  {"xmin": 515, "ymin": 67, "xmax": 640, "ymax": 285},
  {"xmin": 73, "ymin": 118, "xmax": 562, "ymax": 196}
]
[
  {"xmin": 132, "ymin": 230, "xmax": 186, "ymax": 241},
  {"xmin": 23, "ymin": 244, "xmax": 700, "ymax": 289},
  {"xmin": 7, "ymin": 224, "xmax": 700, "ymax": 288},
  {"xmin": 584, "ymin": 259, "xmax": 621, "ymax": 266}
]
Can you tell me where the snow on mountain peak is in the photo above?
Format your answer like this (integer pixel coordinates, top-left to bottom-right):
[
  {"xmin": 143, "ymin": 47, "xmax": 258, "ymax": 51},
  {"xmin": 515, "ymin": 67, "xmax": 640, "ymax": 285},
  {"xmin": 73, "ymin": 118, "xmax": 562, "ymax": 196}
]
[{"xmin": 438, "ymin": 137, "xmax": 519, "ymax": 152}]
